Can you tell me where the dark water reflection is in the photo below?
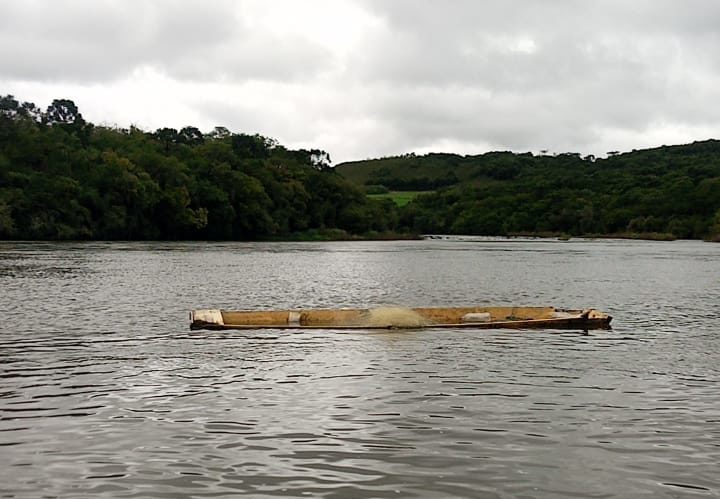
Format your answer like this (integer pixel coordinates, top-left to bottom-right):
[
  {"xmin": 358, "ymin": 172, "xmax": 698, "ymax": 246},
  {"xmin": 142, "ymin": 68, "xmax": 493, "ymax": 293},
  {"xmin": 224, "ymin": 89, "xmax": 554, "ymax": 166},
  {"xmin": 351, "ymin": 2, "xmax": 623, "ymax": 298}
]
[{"xmin": 1, "ymin": 239, "xmax": 719, "ymax": 498}]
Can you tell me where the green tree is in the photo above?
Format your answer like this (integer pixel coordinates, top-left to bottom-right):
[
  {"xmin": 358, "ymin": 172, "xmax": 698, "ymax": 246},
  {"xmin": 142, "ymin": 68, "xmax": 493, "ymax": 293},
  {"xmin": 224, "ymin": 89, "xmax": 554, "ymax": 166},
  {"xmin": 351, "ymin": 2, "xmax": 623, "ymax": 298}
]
[{"xmin": 45, "ymin": 98, "xmax": 84, "ymax": 125}]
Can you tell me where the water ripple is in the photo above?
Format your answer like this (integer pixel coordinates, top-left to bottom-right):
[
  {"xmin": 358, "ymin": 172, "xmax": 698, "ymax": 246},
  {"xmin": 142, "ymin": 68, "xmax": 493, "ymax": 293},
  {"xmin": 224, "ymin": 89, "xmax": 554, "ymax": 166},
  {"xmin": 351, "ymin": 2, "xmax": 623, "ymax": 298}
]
[{"xmin": 1, "ymin": 240, "xmax": 719, "ymax": 498}]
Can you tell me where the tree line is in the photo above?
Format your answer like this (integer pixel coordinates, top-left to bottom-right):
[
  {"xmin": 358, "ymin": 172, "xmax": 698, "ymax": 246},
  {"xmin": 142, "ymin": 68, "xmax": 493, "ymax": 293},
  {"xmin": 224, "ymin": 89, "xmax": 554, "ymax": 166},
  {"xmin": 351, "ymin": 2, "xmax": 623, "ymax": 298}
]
[
  {"xmin": 0, "ymin": 95, "xmax": 399, "ymax": 240},
  {"xmin": 338, "ymin": 147, "xmax": 720, "ymax": 240},
  {"xmin": 2, "ymin": 94, "xmax": 720, "ymax": 241}
]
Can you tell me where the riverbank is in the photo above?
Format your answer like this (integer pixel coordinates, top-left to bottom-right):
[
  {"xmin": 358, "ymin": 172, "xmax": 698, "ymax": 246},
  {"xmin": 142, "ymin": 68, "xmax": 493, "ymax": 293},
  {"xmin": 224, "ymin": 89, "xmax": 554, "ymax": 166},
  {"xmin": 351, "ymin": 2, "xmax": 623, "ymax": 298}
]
[
  {"xmin": 3, "ymin": 229, "xmax": 717, "ymax": 244},
  {"xmin": 261, "ymin": 229, "xmax": 422, "ymax": 242},
  {"xmin": 505, "ymin": 231, "xmax": 690, "ymax": 241}
]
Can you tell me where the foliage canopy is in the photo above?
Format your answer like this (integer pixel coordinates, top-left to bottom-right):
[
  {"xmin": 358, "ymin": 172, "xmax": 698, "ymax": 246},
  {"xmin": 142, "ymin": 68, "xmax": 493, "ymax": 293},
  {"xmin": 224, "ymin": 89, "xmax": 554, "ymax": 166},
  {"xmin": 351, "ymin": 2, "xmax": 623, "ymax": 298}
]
[
  {"xmin": 337, "ymin": 145, "xmax": 720, "ymax": 240},
  {"xmin": 2, "ymin": 94, "xmax": 720, "ymax": 241},
  {"xmin": 0, "ymin": 95, "xmax": 398, "ymax": 240}
]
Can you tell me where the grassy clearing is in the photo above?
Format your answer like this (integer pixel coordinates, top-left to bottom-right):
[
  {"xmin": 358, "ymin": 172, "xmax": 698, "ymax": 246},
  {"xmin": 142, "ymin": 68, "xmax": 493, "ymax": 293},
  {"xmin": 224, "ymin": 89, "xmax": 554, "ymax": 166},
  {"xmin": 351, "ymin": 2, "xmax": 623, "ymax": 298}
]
[{"xmin": 367, "ymin": 191, "xmax": 431, "ymax": 207}]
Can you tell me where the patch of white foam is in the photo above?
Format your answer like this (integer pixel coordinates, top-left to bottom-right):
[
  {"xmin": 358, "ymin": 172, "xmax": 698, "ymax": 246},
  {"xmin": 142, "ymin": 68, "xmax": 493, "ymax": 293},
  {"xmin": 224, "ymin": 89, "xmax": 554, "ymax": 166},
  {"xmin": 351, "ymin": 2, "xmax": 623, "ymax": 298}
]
[{"xmin": 359, "ymin": 307, "xmax": 430, "ymax": 328}]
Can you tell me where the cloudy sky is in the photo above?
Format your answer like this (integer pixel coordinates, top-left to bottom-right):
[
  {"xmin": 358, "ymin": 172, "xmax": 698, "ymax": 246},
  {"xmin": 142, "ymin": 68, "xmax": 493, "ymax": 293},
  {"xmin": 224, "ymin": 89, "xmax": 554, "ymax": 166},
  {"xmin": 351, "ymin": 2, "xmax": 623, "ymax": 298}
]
[{"xmin": 2, "ymin": 0, "xmax": 720, "ymax": 163}]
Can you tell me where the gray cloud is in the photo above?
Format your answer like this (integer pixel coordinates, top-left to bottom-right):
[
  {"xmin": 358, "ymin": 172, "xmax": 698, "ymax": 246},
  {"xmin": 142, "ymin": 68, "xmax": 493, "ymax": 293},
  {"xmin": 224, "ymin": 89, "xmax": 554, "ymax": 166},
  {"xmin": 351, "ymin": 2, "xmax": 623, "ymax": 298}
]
[
  {"xmin": 341, "ymin": 0, "xmax": 720, "ymax": 156},
  {"xmin": 0, "ymin": 0, "xmax": 333, "ymax": 83},
  {"xmin": 2, "ymin": 0, "xmax": 720, "ymax": 161}
]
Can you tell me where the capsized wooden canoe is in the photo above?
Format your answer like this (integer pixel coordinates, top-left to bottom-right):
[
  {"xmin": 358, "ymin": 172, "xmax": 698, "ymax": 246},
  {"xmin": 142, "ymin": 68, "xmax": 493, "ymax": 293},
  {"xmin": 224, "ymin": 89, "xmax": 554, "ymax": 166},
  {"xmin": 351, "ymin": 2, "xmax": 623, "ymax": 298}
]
[{"xmin": 189, "ymin": 306, "xmax": 612, "ymax": 331}]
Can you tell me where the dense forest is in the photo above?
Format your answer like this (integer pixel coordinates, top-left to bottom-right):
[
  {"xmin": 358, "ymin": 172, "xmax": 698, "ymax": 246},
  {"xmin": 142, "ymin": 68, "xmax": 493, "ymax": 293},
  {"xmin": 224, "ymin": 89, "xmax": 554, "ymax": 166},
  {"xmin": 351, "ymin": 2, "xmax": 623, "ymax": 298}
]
[
  {"xmin": 337, "ymin": 145, "xmax": 720, "ymax": 240},
  {"xmin": 0, "ymin": 95, "xmax": 399, "ymax": 240},
  {"xmin": 2, "ymin": 94, "xmax": 720, "ymax": 241}
]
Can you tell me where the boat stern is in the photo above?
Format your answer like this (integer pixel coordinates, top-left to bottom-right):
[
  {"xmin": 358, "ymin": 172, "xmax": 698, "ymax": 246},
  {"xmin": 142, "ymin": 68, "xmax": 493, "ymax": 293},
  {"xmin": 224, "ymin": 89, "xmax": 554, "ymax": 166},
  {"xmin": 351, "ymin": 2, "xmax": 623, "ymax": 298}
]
[{"xmin": 190, "ymin": 309, "xmax": 225, "ymax": 330}]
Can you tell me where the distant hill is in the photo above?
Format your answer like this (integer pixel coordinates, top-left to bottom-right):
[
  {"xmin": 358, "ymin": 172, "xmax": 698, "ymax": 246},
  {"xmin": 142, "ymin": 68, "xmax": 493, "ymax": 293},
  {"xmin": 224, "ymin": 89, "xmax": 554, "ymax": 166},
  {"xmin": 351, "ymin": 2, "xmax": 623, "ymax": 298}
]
[
  {"xmin": 336, "ymin": 150, "xmax": 529, "ymax": 190},
  {"xmin": 336, "ymin": 141, "xmax": 720, "ymax": 240},
  {"xmin": 336, "ymin": 141, "xmax": 720, "ymax": 190}
]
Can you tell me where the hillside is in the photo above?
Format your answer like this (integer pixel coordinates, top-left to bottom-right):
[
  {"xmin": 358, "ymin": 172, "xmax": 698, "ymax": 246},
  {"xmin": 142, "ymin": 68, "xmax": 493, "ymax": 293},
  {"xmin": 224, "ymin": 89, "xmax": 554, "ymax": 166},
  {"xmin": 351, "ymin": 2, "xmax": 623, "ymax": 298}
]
[
  {"xmin": 337, "ymin": 150, "xmax": 529, "ymax": 190},
  {"xmin": 2, "ymin": 93, "xmax": 719, "ymax": 241},
  {"xmin": 0, "ymin": 95, "xmax": 400, "ymax": 240},
  {"xmin": 336, "ymin": 142, "xmax": 720, "ymax": 239}
]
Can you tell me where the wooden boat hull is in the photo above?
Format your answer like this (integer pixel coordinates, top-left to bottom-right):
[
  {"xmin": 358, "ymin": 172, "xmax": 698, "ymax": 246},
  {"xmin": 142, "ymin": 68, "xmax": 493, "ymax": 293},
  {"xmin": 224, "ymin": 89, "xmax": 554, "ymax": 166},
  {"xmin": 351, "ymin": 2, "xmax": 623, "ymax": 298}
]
[{"xmin": 189, "ymin": 306, "xmax": 612, "ymax": 331}]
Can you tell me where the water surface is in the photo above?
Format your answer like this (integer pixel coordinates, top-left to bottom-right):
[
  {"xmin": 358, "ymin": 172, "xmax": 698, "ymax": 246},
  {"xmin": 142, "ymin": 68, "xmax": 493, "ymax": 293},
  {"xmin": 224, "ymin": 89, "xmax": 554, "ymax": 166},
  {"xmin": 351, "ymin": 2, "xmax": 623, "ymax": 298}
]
[{"xmin": 1, "ymin": 239, "xmax": 719, "ymax": 498}]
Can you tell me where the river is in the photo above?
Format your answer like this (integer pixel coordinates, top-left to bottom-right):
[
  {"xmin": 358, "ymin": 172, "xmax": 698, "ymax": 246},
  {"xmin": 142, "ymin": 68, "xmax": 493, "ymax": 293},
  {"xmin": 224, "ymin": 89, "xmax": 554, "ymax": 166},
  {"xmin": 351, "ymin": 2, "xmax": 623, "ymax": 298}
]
[{"xmin": 1, "ymin": 239, "xmax": 719, "ymax": 498}]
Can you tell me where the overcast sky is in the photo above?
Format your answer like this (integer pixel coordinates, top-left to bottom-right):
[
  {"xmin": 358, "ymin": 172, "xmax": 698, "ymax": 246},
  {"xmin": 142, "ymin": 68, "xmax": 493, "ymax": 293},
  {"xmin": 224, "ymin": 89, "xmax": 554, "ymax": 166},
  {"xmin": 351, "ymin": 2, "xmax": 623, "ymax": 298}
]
[{"xmin": 2, "ymin": 0, "xmax": 720, "ymax": 163}]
